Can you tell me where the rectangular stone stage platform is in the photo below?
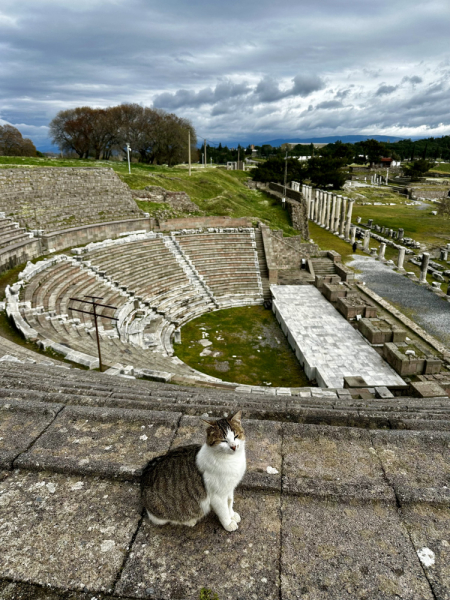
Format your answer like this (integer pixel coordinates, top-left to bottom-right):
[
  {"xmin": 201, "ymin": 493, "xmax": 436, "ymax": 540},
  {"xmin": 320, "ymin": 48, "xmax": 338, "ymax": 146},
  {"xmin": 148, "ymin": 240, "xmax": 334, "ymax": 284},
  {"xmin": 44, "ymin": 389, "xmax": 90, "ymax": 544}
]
[{"xmin": 271, "ymin": 285, "xmax": 406, "ymax": 389}]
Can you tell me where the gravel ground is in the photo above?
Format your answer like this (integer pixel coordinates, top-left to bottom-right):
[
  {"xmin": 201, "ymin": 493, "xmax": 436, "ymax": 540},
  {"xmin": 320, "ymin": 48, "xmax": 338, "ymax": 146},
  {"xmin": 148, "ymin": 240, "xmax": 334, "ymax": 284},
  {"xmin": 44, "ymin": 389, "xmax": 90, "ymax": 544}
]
[{"xmin": 347, "ymin": 254, "xmax": 450, "ymax": 345}]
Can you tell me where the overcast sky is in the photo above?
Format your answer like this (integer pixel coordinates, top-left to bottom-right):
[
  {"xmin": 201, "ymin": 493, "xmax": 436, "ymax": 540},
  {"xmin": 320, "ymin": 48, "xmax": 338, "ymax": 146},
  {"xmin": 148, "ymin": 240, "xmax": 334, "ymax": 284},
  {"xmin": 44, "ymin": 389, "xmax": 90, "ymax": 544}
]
[{"xmin": 1, "ymin": 0, "xmax": 449, "ymax": 150}]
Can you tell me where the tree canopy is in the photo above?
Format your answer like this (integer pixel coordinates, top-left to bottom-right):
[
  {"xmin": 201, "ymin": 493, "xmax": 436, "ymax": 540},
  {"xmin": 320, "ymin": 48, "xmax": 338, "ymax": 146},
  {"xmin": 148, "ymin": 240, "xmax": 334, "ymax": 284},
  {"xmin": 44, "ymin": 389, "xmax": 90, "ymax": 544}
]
[
  {"xmin": 49, "ymin": 104, "xmax": 196, "ymax": 165},
  {"xmin": 0, "ymin": 124, "xmax": 37, "ymax": 157}
]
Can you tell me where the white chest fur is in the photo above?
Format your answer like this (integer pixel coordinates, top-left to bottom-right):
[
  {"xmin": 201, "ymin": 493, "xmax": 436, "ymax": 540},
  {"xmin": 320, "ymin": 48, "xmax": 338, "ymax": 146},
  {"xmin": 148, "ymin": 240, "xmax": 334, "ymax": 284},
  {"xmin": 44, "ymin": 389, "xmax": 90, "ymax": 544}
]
[{"xmin": 196, "ymin": 442, "xmax": 246, "ymax": 496}]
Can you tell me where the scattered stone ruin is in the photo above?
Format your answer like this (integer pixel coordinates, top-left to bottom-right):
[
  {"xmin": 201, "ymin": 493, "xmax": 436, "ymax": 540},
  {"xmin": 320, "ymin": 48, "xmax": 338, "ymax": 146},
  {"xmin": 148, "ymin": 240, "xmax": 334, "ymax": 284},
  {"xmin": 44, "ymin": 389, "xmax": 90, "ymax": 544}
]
[{"xmin": 132, "ymin": 185, "xmax": 200, "ymax": 214}]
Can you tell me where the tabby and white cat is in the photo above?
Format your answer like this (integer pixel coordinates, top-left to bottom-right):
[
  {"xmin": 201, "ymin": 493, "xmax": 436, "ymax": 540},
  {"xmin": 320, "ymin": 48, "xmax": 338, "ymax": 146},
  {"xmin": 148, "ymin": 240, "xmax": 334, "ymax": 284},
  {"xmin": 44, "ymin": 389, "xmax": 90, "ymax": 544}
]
[{"xmin": 141, "ymin": 411, "xmax": 245, "ymax": 532}]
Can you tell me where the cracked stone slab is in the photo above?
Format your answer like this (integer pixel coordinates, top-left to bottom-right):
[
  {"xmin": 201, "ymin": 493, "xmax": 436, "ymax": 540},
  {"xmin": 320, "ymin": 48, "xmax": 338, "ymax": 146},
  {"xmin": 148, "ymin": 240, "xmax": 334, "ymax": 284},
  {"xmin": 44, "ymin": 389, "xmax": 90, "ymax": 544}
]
[
  {"xmin": 116, "ymin": 490, "xmax": 281, "ymax": 600},
  {"xmin": 281, "ymin": 495, "xmax": 434, "ymax": 599},
  {"xmin": 170, "ymin": 416, "xmax": 282, "ymax": 491},
  {"xmin": 372, "ymin": 430, "xmax": 450, "ymax": 504},
  {"xmin": 283, "ymin": 423, "xmax": 394, "ymax": 501},
  {"xmin": 0, "ymin": 399, "xmax": 63, "ymax": 470},
  {"xmin": 15, "ymin": 406, "xmax": 181, "ymax": 480},
  {"xmin": 401, "ymin": 502, "xmax": 450, "ymax": 599},
  {"xmin": 0, "ymin": 471, "xmax": 141, "ymax": 593}
]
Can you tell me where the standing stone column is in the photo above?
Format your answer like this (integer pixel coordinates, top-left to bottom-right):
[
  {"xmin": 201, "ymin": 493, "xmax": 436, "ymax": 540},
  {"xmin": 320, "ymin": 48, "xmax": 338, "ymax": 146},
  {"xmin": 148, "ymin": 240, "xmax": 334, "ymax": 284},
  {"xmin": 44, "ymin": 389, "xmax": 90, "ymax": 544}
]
[
  {"xmin": 363, "ymin": 230, "xmax": 371, "ymax": 252},
  {"xmin": 378, "ymin": 243, "xmax": 386, "ymax": 260},
  {"xmin": 419, "ymin": 252, "xmax": 430, "ymax": 284},
  {"xmin": 440, "ymin": 249, "xmax": 448, "ymax": 261},
  {"xmin": 330, "ymin": 195, "xmax": 337, "ymax": 233},
  {"xmin": 325, "ymin": 192, "xmax": 332, "ymax": 229},
  {"xmin": 339, "ymin": 196, "xmax": 346, "ymax": 238},
  {"xmin": 315, "ymin": 190, "xmax": 321, "ymax": 223},
  {"xmin": 309, "ymin": 187, "xmax": 314, "ymax": 220},
  {"xmin": 320, "ymin": 191, "xmax": 327, "ymax": 226},
  {"xmin": 312, "ymin": 190, "xmax": 318, "ymax": 221},
  {"xmin": 398, "ymin": 228, "xmax": 404, "ymax": 241},
  {"xmin": 350, "ymin": 226, "xmax": 357, "ymax": 245},
  {"xmin": 397, "ymin": 247, "xmax": 406, "ymax": 270},
  {"xmin": 344, "ymin": 199, "xmax": 354, "ymax": 241},
  {"xmin": 334, "ymin": 195, "xmax": 342, "ymax": 233}
]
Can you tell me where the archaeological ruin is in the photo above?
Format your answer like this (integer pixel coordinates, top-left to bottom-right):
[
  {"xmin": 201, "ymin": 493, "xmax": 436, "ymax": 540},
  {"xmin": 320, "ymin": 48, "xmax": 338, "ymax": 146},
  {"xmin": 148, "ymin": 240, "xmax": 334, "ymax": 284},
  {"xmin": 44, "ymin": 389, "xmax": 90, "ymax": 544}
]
[{"xmin": 0, "ymin": 165, "xmax": 449, "ymax": 600}]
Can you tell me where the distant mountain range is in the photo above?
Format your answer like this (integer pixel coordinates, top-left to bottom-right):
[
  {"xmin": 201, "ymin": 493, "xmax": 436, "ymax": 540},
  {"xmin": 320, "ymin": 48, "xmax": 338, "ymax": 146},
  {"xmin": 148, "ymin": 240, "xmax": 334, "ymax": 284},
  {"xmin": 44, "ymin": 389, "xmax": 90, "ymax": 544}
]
[{"xmin": 260, "ymin": 135, "xmax": 404, "ymax": 146}]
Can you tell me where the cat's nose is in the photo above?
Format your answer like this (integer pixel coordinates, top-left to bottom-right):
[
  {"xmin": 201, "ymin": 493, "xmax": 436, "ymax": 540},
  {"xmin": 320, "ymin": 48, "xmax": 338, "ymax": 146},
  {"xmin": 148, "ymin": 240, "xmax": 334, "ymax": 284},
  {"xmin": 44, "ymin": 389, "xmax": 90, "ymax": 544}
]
[{"xmin": 230, "ymin": 445, "xmax": 236, "ymax": 451}]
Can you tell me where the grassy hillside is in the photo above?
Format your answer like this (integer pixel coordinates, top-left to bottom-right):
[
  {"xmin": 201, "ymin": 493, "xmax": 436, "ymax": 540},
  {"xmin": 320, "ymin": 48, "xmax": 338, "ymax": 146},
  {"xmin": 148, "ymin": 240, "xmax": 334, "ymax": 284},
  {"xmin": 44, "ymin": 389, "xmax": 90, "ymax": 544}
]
[{"xmin": 0, "ymin": 157, "xmax": 298, "ymax": 235}]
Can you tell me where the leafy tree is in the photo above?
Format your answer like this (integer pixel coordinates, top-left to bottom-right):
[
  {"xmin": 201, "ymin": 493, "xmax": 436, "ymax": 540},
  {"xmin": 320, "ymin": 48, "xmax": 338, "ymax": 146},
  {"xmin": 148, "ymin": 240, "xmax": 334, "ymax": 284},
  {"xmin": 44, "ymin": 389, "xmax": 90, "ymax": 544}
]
[
  {"xmin": 49, "ymin": 104, "xmax": 196, "ymax": 165},
  {"xmin": 252, "ymin": 157, "xmax": 307, "ymax": 184},
  {"xmin": 0, "ymin": 124, "xmax": 37, "ymax": 156},
  {"xmin": 360, "ymin": 139, "xmax": 386, "ymax": 167},
  {"xmin": 306, "ymin": 156, "xmax": 347, "ymax": 190},
  {"xmin": 402, "ymin": 159, "xmax": 434, "ymax": 181}
]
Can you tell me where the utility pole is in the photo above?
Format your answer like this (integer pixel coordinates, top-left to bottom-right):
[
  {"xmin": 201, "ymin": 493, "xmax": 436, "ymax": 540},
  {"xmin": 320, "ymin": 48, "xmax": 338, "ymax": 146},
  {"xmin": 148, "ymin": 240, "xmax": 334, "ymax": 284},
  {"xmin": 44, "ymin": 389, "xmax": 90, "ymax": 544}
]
[
  {"xmin": 283, "ymin": 150, "xmax": 288, "ymax": 208},
  {"xmin": 204, "ymin": 139, "xmax": 207, "ymax": 168},
  {"xmin": 68, "ymin": 296, "xmax": 118, "ymax": 372},
  {"xmin": 126, "ymin": 143, "xmax": 131, "ymax": 174},
  {"xmin": 188, "ymin": 130, "xmax": 191, "ymax": 176}
]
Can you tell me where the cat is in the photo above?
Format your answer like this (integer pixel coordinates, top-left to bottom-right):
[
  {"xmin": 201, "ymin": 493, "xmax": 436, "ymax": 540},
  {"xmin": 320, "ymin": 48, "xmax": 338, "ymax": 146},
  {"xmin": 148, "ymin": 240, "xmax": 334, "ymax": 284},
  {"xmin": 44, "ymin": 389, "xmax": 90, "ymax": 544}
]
[{"xmin": 141, "ymin": 410, "xmax": 246, "ymax": 532}]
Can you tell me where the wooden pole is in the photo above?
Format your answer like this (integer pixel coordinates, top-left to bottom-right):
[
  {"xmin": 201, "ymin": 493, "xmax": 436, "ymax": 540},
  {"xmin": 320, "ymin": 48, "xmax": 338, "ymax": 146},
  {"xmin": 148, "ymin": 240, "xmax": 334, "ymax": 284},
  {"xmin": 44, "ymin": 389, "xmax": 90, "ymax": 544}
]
[{"xmin": 188, "ymin": 131, "xmax": 191, "ymax": 176}]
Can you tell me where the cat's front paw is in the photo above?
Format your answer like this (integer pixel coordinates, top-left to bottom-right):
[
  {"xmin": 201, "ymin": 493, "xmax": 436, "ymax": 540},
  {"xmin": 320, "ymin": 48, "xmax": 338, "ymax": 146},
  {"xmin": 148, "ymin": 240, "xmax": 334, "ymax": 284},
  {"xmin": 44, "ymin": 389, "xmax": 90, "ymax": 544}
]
[
  {"xmin": 231, "ymin": 511, "xmax": 241, "ymax": 523},
  {"xmin": 223, "ymin": 520, "xmax": 238, "ymax": 532}
]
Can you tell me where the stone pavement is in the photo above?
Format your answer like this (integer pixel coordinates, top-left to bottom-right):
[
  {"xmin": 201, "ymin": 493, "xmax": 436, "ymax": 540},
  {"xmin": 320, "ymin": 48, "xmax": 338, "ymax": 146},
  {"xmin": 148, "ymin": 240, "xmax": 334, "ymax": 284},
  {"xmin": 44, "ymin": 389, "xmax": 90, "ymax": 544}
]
[
  {"xmin": 348, "ymin": 254, "xmax": 450, "ymax": 347},
  {"xmin": 0, "ymin": 362, "xmax": 449, "ymax": 600},
  {"xmin": 271, "ymin": 285, "xmax": 406, "ymax": 389}
]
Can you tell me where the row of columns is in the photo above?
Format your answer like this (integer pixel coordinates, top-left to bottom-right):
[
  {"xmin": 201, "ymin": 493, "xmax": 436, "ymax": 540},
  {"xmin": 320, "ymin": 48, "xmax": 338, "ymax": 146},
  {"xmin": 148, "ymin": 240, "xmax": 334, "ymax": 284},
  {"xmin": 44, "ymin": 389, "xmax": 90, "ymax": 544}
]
[
  {"xmin": 301, "ymin": 185, "xmax": 355, "ymax": 242},
  {"xmin": 300, "ymin": 184, "xmax": 431, "ymax": 286}
]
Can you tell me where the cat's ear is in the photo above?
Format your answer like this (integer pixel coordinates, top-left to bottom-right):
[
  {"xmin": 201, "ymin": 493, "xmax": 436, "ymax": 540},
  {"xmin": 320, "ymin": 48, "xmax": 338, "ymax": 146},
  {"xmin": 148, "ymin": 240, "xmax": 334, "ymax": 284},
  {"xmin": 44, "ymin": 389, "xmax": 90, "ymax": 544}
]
[
  {"xmin": 229, "ymin": 410, "xmax": 242, "ymax": 424},
  {"xmin": 201, "ymin": 418, "xmax": 216, "ymax": 428}
]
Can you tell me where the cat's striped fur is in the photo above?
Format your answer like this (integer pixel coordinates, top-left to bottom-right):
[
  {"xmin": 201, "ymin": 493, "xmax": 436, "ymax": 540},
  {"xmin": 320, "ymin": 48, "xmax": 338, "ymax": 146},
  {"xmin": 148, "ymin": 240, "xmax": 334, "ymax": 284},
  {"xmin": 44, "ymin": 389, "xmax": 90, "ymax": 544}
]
[{"xmin": 141, "ymin": 411, "xmax": 246, "ymax": 531}]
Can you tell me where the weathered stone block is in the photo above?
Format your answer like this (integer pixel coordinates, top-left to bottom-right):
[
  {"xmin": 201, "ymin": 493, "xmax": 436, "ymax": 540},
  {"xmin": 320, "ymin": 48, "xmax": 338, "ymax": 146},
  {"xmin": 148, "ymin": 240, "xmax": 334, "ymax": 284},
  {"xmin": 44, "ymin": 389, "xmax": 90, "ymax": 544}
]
[{"xmin": 116, "ymin": 490, "xmax": 281, "ymax": 600}]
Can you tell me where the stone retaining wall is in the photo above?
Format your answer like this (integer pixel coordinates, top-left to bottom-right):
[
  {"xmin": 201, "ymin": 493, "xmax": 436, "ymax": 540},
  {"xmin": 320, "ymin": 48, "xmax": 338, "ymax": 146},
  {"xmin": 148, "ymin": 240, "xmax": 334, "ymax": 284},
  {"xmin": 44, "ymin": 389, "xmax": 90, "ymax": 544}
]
[
  {"xmin": 41, "ymin": 217, "xmax": 154, "ymax": 252},
  {"xmin": 0, "ymin": 238, "xmax": 42, "ymax": 273},
  {"xmin": 156, "ymin": 215, "xmax": 253, "ymax": 231},
  {"xmin": 267, "ymin": 183, "xmax": 309, "ymax": 240}
]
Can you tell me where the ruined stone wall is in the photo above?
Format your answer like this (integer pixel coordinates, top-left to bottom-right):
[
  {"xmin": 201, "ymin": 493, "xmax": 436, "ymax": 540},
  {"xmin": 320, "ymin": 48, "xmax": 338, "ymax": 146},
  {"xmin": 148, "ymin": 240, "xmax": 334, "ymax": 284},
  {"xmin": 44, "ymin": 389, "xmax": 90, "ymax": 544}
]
[
  {"xmin": 408, "ymin": 188, "xmax": 449, "ymax": 200},
  {"xmin": 156, "ymin": 215, "xmax": 253, "ymax": 231},
  {"xmin": 267, "ymin": 182, "xmax": 309, "ymax": 240},
  {"xmin": 132, "ymin": 186, "xmax": 200, "ymax": 213},
  {"xmin": 0, "ymin": 168, "xmax": 142, "ymax": 232}
]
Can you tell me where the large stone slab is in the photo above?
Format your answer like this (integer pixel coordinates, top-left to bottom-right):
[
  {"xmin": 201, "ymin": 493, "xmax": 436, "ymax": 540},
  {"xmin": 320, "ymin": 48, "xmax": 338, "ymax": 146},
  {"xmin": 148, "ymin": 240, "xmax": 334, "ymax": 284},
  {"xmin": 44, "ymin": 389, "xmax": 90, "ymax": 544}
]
[
  {"xmin": 283, "ymin": 423, "xmax": 394, "ymax": 501},
  {"xmin": 281, "ymin": 495, "xmax": 434, "ymax": 599},
  {"xmin": 271, "ymin": 284, "xmax": 405, "ymax": 388},
  {"xmin": 171, "ymin": 415, "xmax": 282, "ymax": 491},
  {"xmin": 116, "ymin": 490, "xmax": 281, "ymax": 600},
  {"xmin": 0, "ymin": 471, "xmax": 141, "ymax": 593},
  {"xmin": 372, "ymin": 430, "xmax": 450, "ymax": 503},
  {"xmin": 0, "ymin": 399, "xmax": 62, "ymax": 469},
  {"xmin": 15, "ymin": 406, "xmax": 181, "ymax": 480},
  {"xmin": 402, "ymin": 502, "xmax": 450, "ymax": 600}
]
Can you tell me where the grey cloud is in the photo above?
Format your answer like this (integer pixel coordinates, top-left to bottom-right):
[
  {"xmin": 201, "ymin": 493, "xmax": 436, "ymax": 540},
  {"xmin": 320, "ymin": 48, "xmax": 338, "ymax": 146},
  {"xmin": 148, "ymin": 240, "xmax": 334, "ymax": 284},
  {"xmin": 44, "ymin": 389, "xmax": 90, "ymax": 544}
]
[
  {"xmin": 291, "ymin": 74, "xmax": 326, "ymax": 97},
  {"xmin": 375, "ymin": 84, "xmax": 399, "ymax": 96},
  {"xmin": 255, "ymin": 74, "xmax": 325, "ymax": 103},
  {"xmin": 1, "ymin": 0, "xmax": 450, "ymax": 149},
  {"xmin": 315, "ymin": 100, "xmax": 344, "ymax": 110},
  {"xmin": 153, "ymin": 81, "xmax": 251, "ymax": 109},
  {"xmin": 402, "ymin": 75, "xmax": 423, "ymax": 85}
]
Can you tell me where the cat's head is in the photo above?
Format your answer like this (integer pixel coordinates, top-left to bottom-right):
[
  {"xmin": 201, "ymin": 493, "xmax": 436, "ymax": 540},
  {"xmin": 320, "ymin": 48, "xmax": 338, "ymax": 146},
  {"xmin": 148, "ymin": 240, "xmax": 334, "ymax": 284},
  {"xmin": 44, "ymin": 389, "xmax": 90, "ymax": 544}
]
[{"xmin": 202, "ymin": 411, "xmax": 245, "ymax": 454}]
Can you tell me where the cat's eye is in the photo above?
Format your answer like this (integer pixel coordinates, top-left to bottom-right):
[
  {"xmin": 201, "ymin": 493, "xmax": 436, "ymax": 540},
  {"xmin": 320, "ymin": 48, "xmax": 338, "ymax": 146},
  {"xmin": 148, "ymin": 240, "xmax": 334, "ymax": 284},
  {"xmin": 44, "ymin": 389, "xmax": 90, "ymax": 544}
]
[{"xmin": 234, "ymin": 435, "xmax": 238, "ymax": 439}]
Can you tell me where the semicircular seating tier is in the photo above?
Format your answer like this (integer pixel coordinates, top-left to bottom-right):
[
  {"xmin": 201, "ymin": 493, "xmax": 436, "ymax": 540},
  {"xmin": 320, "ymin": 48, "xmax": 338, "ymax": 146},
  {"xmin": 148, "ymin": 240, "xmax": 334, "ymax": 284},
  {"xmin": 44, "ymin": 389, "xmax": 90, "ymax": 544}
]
[
  {"xmin": 0, "ymin": 167, "xmax": 142, "ymax": 231},
  {"xmin": 11, "ymin": 229, "xmax": 266, "ymax": 382}
]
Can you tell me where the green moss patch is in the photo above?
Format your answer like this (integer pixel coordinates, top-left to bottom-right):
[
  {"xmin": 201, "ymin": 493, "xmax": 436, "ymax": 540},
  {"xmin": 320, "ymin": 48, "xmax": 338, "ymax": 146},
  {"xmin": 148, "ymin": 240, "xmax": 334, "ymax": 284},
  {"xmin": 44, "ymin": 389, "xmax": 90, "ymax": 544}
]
[{"xmin": 175, "ymin": 306, "xmax": 310, "ymax": 387}]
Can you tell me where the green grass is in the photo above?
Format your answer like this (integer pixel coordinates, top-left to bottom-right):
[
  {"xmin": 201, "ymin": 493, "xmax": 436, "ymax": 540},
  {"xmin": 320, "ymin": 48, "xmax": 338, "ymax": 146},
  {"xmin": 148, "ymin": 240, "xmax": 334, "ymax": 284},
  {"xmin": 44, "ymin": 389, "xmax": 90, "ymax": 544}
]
[{"xmin": 175, "ymin": 306, "xmax": 311, "ymax": 387}]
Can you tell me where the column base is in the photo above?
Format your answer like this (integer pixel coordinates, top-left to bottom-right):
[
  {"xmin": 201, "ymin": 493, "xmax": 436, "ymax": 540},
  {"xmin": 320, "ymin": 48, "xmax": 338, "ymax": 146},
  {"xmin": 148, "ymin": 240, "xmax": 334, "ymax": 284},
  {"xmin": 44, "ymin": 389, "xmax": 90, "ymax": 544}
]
[
  {"xmin": 394, "ymin": 267, "xmax": 406, "ymax": 273},
  {"xmin": 339, "ymin": 234, "xmax": 345, "ymax": 239}
]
